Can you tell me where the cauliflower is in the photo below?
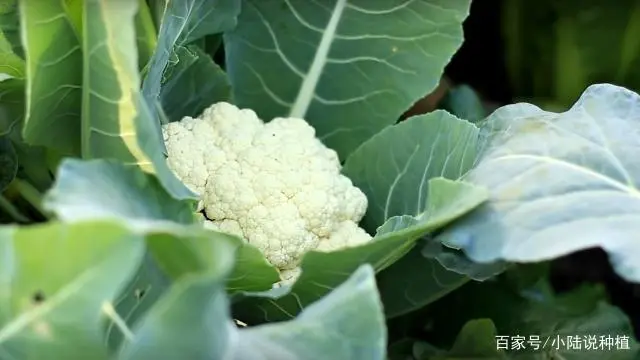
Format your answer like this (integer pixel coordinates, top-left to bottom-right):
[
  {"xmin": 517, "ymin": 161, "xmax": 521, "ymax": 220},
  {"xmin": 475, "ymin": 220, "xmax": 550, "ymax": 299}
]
[{"xmin": 163, "ymin": 102, "xmax": 372, "ymax": 284}]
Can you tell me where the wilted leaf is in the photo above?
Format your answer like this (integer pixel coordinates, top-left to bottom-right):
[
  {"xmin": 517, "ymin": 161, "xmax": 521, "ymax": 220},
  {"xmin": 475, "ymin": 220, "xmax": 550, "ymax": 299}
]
[
  {"xmin": 437, "ymin": 83, "xmax": 640, "ymax": 283},
  {"xmin": 18, "ymin": 0, "xmax": 82, "ymax": 154},
  {"xmin": 119, "ymin": 265, "xmax": 386, "ymax": 360},
  {"xmin": 0, "ymin": 221, "xmax": 145, "ymax": 360},
  {"xmin": 225, "ymin": 0, "xmax": 471, "ymax": 159}
]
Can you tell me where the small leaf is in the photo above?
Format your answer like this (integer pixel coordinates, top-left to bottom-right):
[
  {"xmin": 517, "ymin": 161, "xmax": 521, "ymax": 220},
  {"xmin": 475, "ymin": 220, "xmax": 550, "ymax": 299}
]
[
  {"xmin": 159, "ymin": 45, "xmax": 230, "ymax": 122},
  {"xmin": 441, "ymin": 84, "xmax": 487, "ymax": 124},
  {"xmin": 429, "ymin": 319, "xmax": 506, "ymax": 359},
  {"xmin": 0, "ymin": 221, "xmax": 145, "ymax": 360},
  {"xmin": 142, "ymin": 0, "xmax": 240, "ymax": 125},
  {"xmin": 119, "ymin": 264, "xmax": 386, "ymax": 360},
  {"xmin": 436, "ymin": 83, "xmax": 640, "ymax": 283},
  {"xmin": 225, "ymin": 0, "xmax": 472, "ymax": 159},
  {"xmin": 18, "ymin": 0, "xmax": 82, "ymax": 154}
]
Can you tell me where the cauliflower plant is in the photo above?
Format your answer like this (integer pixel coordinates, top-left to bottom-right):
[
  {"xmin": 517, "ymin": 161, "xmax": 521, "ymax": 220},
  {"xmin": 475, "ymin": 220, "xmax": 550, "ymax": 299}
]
[{"xmin": 162, "ymin": 102, "xmax": 372, "ymax": 284}]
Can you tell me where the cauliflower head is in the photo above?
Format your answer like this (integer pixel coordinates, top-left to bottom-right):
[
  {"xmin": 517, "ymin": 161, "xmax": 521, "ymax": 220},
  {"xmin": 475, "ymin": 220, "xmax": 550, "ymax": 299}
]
[{"xmin": 162, "ymin": 102, "xmax": 372, "ymax": 283}]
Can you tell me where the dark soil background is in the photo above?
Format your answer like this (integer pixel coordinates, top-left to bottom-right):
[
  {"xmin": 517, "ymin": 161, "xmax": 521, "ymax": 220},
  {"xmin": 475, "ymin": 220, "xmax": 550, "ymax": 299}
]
[{"xmin": 443, "ymin": 0, "xmax": 640, "ymax": 337}]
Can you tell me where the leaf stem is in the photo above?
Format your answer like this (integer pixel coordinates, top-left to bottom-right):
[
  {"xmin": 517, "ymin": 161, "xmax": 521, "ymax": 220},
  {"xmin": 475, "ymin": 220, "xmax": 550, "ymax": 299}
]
[
  {"xmin": 101, "ymin": 302, "xmax": 135, "ymax": 342},
  {"xmin": 0, "ymin": 193, "xmax": 30, "ymax": 223},
  {"xmin": 11, "ymin": 179, "xmax": 49, "ymax": 218}
]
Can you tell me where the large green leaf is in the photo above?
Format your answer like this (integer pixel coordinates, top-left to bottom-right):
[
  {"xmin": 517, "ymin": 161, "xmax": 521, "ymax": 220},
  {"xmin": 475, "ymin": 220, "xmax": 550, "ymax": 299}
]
[
  {"xmin": 159, "ymin": 45, "xmax": 230, "ymax": 122},
  {"xmin": 43, "ymin": 158, "xmax": 278, "ymax": 292},
  {"xmin": 375, "ymin": 245, "xmax": 468, "ymax": 319},
  {"xmin": 43, "ymin": 158, "xmax": 196, "ymax": 229},
  {"xmin": 119, "ymin": 264, "xmax": 386, "ymax": 360},
  {"xmin": 436, "ymin": 83, "xmax": 640, "ymax": 283},
  {"xmin": 224, "ymin": 0, "xmax": 471, "ymax": 159},
  {"xmin": 82, "ymin": 0, "xmax": 194, "ymax": 200},
  {"xmin": 142, "ymin": 0, "xmax": 240, "ymax": 125},
  {"xmin": 343, "ymin": 111, "xmax": 480, "ymax": 232},
  {"xmin": 0, "ymin": 221, "xmax": 145, "ymax": 360},
  {"xmin": 18, "ymin": 0, "xmax": 82, "ymax": 155},
  {"xmin": 233, "ymin": 177, "xmax": 488, "ymax": 324},
  {"xmin": 104, "ymin": 252, "xmax": 170, "ymax": 351}
]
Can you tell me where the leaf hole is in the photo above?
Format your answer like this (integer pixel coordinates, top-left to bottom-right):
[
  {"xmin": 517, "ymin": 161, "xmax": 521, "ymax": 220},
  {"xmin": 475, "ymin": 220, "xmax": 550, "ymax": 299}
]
[{"xmin": 32, "ymin": 290, "xmax": 46, "ymax": 304}]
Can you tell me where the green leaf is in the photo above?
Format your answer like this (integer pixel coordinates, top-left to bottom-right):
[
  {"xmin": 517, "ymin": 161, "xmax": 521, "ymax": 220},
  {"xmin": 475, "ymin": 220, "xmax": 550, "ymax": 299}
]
[
  {"xmin": 225, "ymin": 0, "xmax": 471, "ymax": 159},
  {"xmin": 43, "ymin": 158, "xmax": 196, "ymax": 229},
  {"xmin": 82, "ymin": 0, "xmax": 194, "ymax": 200},
  {"xmin": 142, "ymin": 0, "xmax": 240, "ymax": 125},
  {"xmin": 0, "ymin": 220, "xmax": 145, "ymax": 360},
  {"xmin": 147, "ymin": 231, "xmax": 279, "ymax": 293},
  {"xmin": 436, "ymin": 83, "xmax": 640, "ymax": 283},
  {"xmin": 440, "ymin": 84, "xmax": 487, "ymax": 124},
  {"xmin": 421, "ymin": 241, "xmax": 508, "ymax": 281},
  {"xmin": 503, "ymin": 1, "xmax": 640, "ymax": 108},
  {"xmin": 233, "ymin": 177, "xmax": 488, "ymax": 324},
  {"xmin": 18, "ymin": 0, "xmax": 82, "ymax": 155},
  {"xmin": 425, "ymin": 281, "xmax": 639, "ymax": 359},
  {"xmin": 419, "ymin": 319, "xmax": 506, "ymax": 359},
  {"xmin": 0, "ymin": 135, "xmax": 16, "ymax": 191},
  {"xmin": 120, "ymin": 264, "xmax": 386, "ymax": 360},
  {"xmin": 376, "ymin": 245, "xmax": 468, "ymax": 319},
  {"xmin": 0, "ymin": 0, "xmax": 23, "ymax": 60},
  {"xmin": 135, "ymin": 0, "xmax": 157, "ymax": 70},
  {"xmin": 0, "ymin": 25, "xmax": 24, "ymax": 79},
  {"xmin": 0, "ymin": 78, "xmax": 22, "ymax": 138},
  {"xmin": 159, "ymin": 45, "xmax": 230, "ymax": 122},
  {"xmin": 343, "ymin": 111, "xmax": 480, "ymax": 232},
  {"xmin": 104, "ymin": 252, "xmax": 170, "ymax": 351},
  {"xmin": 43, "ymin": 158, "xmax": 278, "ymax": 293}
]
